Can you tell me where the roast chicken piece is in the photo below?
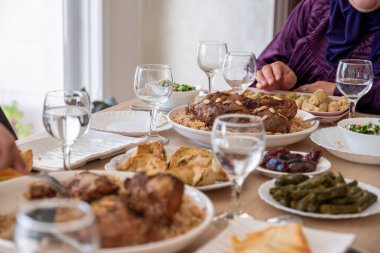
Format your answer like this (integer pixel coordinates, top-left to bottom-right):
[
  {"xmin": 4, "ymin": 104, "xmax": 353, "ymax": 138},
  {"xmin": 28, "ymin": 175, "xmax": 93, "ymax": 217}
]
[
  {"xmin": 28, "ymin": 172, "xmax": 119, "ymax": 203},
  {"xmin": 123, "ymin": 173, "xmax": 184, "ymax": 225},
  {"xmin": 186, "ymin": 92, "xmax": 298, "ymax": 133}
]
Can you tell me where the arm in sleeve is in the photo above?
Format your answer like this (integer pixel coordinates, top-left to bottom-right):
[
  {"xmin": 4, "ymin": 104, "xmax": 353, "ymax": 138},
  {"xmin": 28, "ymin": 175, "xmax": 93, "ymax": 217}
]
[{"xmin": 356, "ymin": 76, "xmax": 380, "ymax": 114}]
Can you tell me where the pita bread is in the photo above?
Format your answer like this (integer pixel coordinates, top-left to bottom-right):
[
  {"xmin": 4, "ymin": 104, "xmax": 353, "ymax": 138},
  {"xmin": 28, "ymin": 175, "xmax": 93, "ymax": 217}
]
[{"xmin": 0, "ymin": 149, "xmax": 33, "ymax": 182}]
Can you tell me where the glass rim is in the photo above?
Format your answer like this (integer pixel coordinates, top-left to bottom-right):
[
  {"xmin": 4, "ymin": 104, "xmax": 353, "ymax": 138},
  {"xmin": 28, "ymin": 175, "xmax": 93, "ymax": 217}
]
[
  {"xmin": 213, "ymin": 114, "xmax": 264, "ymax": 128},
  {"xmin": 136, "ymin": 64, "xmax": 171, "ymax": 70},
  {"xmin": 339, "ymin": 59, "xmax": 373, "ymax": 65},
  {"xmin": 226, "ymin": 51, "xmax": 255, "ymax": 57},
  {"xmin": 16, "ymin": 198, "xmax": 95, "ymax": 233},
  {"xmin": 198, "ymin": 40, "xmax": 227, "ymax": 46},
  {"xmin": 44, "ymin": 90, "xmax": 89, "ymax": 98}
]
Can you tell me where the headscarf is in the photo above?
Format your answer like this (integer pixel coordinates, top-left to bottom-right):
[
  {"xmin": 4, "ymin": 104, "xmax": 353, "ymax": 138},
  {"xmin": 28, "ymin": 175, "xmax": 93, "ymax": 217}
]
[{"xmin": 326, "ymin": 0, "xmax": 380, "ymax": 75}]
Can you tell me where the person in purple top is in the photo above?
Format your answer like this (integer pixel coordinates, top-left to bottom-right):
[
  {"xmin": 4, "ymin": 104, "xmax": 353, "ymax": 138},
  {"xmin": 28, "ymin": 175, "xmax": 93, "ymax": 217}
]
[{"xmin": 254, "ymin": 0, "xmax": 380, "ymax": 114}]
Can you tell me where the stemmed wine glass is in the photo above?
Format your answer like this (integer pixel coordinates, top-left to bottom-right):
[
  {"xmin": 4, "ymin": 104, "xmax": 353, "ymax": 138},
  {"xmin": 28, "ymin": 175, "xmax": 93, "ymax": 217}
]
[
  {"xmin": 43, "ymin": 90, "xmax": 91, "ymax": 170},
  {"xmin": 197, "ymin": 41, "xmax": 228, "ymax": 94},
  {"xmin": 134, "ymin": 64, "xmax": 173, "ymax": 144},
  {"xmin": 336, "ymin": 59, "xmax": 374, "ymax": 118},
  {"xmin": 212, "ymin": 114, "xmax": 265, "ymax": 221},
  {"xmin": 223, "ymin": 51, "xmax": 256, "ymax": 94},
  {"xmin": 14, "ymin": 199, "xmax": 99, "ymax": 253}
]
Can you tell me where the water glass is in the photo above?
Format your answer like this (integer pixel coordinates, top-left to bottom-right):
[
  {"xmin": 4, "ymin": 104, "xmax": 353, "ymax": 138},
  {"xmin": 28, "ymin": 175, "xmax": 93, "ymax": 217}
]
[
  {"xmin": 134, "ymin": 64, "xmax": 173, "ymax": 144},
  {"xmin": 223, "ymin": 51, "xmax": 256, "ymax": 94},
  {"xmin": 211, "ymin": 114, "xmax": 265, "ymax": 221},
  {"xmin": 197, "ymin": 41, "xmax": 228, "ymax": 94},
  {"xmin": 336, "ymin": 59, "xmax": 374, "ymax": 118},
  {"xmin": 43, "ymin": 90, "xmax": 91, "ymax": 170},
  {"xmin": 14, "ymin": 199, "xmax": 99, "ymax": 253}
]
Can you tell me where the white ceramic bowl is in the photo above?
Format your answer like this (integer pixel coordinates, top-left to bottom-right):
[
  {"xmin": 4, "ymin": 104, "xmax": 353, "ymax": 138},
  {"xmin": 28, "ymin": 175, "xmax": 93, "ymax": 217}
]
[
  {"xmin": 167, "ymin": 106, "xmax": 319, "ymax": 148},
  {"xmin": 0, "ymin": 170, "xmax": 214, "ymax": 253},
  {"xmin": 337, "ymin": 118, "xmax": 380, "ymax": 156},
  {"xmin": 162, "ymin": 85, "xmax": 201, "ymax": 110}
]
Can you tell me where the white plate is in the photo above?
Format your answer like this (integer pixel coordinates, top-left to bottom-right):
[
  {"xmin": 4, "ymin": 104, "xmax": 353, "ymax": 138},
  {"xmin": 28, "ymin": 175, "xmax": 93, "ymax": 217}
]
[
  {"xmin": 105, "ymin": 147, "xmax": 231, "ymax": 191},
  {"xmin": 16, "ymin": 130, "xmax": 144, "ymax": 171},
  {"xmin": 91, "ymin": 111, "xmax": 171, "ymax": 136},
  {"xmin": 256, "ymin": 151, "xmax": 331, "ymax": 178},
  {"xmin": 310, "ymin": 127, "xmax": 380, "ymax": 165},
  {"xmin": 196, "ymin": 217, "xmax": 355, "ymax": 253},
  {"xmin": 0, "ymin": 170, "xmax": 214, "ymax": 253},
  {"xmin": 167, "ymin": 106, "xmax": 319, "ymax": 148},
  {"xmin": 258, "ymin": 179, "xmax": 380, "ymax": 219}
]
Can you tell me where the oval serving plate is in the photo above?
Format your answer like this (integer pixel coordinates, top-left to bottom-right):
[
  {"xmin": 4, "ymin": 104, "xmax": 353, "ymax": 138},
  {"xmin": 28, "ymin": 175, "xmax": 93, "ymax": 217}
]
[
  {"xmin": 256, "ymin": 151, "xmax": 331, "ymax": 179},
  {"xmin": 258, "ymin": 178, "xmax": 380, "ymax": 219}
]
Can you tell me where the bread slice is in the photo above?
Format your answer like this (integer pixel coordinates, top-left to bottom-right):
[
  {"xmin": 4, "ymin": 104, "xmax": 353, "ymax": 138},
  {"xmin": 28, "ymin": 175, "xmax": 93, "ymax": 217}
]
[
  {"xmin": 231, "ymin": 223, "xmax": 311, "ymax": 253},
  {"xmin": 0, "ymin": 149, "xmax": 33, "ymax": 182}
]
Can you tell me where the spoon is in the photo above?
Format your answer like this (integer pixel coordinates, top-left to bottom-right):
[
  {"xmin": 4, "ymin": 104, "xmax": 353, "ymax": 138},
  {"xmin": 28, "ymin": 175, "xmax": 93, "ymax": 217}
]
[
  {"xmin": 29, "ymin": 173, "xmax": 70, "ymax": 197},
  {"xmin": 303, "ymin": 116, "xmax": 337, "ymax": 126}
]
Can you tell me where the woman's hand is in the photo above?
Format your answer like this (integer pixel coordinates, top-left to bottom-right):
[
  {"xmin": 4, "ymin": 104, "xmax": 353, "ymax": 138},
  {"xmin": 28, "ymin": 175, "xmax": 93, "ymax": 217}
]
[
  {"xmin": 294, "ymin": 81, "xmax": 336, "ymax": 95},
  {"xmin": 256, "ymin": 61, "xmax": 297, "ymax": 91},
  {"xmin": 0, "ymin": 124, "xmax": 26, "ymax": 173}
]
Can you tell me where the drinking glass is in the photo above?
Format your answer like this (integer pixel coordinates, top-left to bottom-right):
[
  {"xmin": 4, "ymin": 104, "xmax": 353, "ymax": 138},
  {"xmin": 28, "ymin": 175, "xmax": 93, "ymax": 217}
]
[
  {"xmin": 43, "ymin": 90, "xmax": 91, "ymax": 170},
  {"xmin": 14, "ymin": 199, "xmax": 99, "ymax": 253},
  {"xmin": 134, "ymin": 64, "xmax": 173, "ymax": 144},
  {"xmin": 336, "ymin": 59, "xmax": 374, "ymax": 118},
  {"xmin": 197, "ymin": 41, "xmax": 228, "ymax": 94},
  {"xmin": 211, "ymin": 114, "xmax": 265, "ymax": 221},
  {"xmin": 223, "ymin": 51, "xmax": 256, "ymax": 94}
]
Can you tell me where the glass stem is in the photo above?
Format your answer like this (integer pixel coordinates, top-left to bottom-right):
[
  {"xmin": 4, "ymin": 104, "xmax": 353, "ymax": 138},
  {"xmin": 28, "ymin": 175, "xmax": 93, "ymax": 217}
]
[
  {"xmin": 348, "ymin": 99, "xmax": 357, "ymax": 118},
  {"xmin": 149, "ymin": 106, "xmax": 159, "ymax": 137},
  {"xmin": 230, "ymin": 178, "xmax": 243, "ymax": 215},
  {"xmin": 207, "ymin": 75, "xmax": 216, "ymax": 93},
  {"xmin": 62, "ymin": 145, "xmax": 71, "ymax": 170}
]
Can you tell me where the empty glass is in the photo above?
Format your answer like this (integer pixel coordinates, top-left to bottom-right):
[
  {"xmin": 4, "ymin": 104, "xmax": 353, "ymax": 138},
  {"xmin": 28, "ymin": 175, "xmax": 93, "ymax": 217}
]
[
  {"xmin": 43, "ymin": 90, "xmax": 91, "ymax": 170},
  {"xmin": 223, "ymin": 51, "xmax": 256, "ymax": 94},
  {"xmin": 134, "ymin": 64, "xmax": 173, "ymax": 144},
  {"xmin": 336, "ymin": 59, "xmax": 374, "ymax": 118},
  {"xmin": 197, "ymin": 41, "xmax": 228, "ymax": 94},
  {"xmin": 14, "ymin": 199, "xmax": 99, "ymax": 253},
  {"xmin": 212, "ymin": 114, "xmax": 265, "ymax": 221}
]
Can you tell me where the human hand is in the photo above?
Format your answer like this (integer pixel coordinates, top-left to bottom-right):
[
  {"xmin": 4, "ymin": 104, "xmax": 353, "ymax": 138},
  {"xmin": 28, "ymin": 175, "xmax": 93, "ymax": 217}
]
[
  {"xmin": 0, "ymin": 124, "xmax": 26, "ymax": 173},
  {"xmin": 294, "ymin": 81, "xmax": 336, "ymax": 95},
  {"xmin": 256, "ymin": 61, "xmax": 297, "ymax": 91}
]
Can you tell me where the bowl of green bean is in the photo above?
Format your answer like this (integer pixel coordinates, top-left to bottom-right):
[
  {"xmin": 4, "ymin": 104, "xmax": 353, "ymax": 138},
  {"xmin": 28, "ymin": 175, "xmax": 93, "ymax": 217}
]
[{"xmin": 163, "ymin": 83, "xmax": 201, "ymax": 110}]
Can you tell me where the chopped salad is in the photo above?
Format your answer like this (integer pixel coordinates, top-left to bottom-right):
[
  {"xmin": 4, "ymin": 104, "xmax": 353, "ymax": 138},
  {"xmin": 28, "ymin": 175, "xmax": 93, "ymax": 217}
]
[
  {"xmin": 345, "ymin": 121, "xmax": 380, "ymax": 135},
  {"xmin": 173, "ymin": 83, "xmax": 196, "ymax": 92}
]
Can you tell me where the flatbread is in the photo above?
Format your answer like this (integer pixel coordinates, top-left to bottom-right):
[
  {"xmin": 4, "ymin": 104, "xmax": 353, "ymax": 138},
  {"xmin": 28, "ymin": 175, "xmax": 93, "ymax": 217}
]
[{"xmin": 0, "ymin": 149, "xmax": 33, "ymax": 182}]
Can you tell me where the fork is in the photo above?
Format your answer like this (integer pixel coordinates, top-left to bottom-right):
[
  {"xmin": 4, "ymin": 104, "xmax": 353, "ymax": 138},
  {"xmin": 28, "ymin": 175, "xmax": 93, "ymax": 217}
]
[{"xmin": 29, "ymin": 173, "xmax": 70, "ymax": 197}]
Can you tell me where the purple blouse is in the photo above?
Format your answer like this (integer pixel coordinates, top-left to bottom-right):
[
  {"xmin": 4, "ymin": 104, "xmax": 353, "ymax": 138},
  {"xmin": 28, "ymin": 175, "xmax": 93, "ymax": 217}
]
[{"xmin": 256, "ymin": 0, "xmax": 380, "ymax": 114}]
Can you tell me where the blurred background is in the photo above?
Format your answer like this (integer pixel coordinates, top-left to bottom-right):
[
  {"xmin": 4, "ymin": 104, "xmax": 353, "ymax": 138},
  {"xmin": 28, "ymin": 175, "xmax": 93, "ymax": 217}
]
[{"xmin": 0, "ymin": 0, "xmax": 300, "ymax": 137}]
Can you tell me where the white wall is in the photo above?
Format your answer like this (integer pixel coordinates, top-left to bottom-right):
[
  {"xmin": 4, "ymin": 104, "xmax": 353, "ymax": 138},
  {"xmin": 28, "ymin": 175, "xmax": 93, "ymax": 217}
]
[{"xmin": 103, "ymin": 0, "xmax": 275, "ymax": 103}]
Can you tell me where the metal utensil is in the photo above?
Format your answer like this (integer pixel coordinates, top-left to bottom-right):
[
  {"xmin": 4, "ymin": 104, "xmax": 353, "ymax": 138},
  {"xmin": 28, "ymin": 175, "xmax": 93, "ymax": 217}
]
[
  {"xmin": 303, "ymin": 116, "xmax": 337, "ymax": 126},
  {"xmin": 129, "ymin": 105, "xmax": 151, "ymax": 111},
  {"xmin": 29, "ymin": 173, "xmax": 69, "ymax": 197}
]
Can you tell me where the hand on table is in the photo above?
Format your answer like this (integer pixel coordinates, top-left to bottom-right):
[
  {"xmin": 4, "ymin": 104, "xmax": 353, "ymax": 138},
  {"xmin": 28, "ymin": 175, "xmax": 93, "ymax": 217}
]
[
  {"xmin": 0, "ymin": 124, "xmax": 26, "ymax": 173},
  {"xmin": 294, "ymin": 81, "xmax": 336, "ymax": 95},
  {"xmin": 256, "ymin": 61, "xmax": 297, "ymax": 91}
]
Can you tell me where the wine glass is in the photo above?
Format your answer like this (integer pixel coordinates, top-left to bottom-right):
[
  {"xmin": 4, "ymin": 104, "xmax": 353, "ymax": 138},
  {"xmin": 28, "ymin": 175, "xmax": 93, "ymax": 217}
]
[
  {"xmin": 14, "ymin": 199, "xmax": 99, "ymax": 253},
  {"xmin": 336, "ymin": 59, "xmax": 374, "ymax": 118},
  {"xmin": 223, "ymin": 51, "xmax": 256, "ymax": 94},
  {"xmin": 134, "ymin": 64, "xmax": 173, "ymax": 144},
  {"xmin": 43, "ymin": 90, "xmax": 91, "ymax": 170},
  {"xmin": 197, "ymin": 41, "xmax": 228, "ymax": 94},
  {"xmin": 211, "ymin": 114, "xmax": 265, "ymax": 221}
]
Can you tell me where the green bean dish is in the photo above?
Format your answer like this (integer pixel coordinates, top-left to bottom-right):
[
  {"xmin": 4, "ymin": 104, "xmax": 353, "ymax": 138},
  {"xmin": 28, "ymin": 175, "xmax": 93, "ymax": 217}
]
[{"xmin": 269, "ymin": 172, "xmax": 378, "ymax": 214}]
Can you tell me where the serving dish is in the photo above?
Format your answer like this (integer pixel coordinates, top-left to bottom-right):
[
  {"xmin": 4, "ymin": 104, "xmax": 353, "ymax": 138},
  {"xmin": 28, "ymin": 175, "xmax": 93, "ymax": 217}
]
[
  {"xmin": 91, "ymin": 111, "xmax": 171, "ymax": 136},
  {"xmin": 337, "ymin": 118, "xmax": 380, "ymax": 156},
  {"xmin": 162, "ymin": 84, "xmax": 201, "ymax": 110},
  {"xmin": 105, "ymin": 147, "xmax": 231, "ymax": 191},
  {"xmin": 0, "ymin": 170, "xmax": 214, "ymax": 253},
  {"xmin": 16, "ymin": 130, "xmax": 144, "ymax": 171},
  {"xmin": 258, "ymin": 178, "xmax": 380, "ymax": 219},
  {"xmin": 310, "ymin": 127, "xmax": 380, "ymax": 165},
  {"xmin": 256, "ymin": 151, "xmax": 331, "ymax": 178},
  {"xmin": 167, "ymin": 106, "xmax": 319, "ymax": 148},
  {"xmin": 196, "ymin": 217, "xmax": 355, "ymax": 253}
]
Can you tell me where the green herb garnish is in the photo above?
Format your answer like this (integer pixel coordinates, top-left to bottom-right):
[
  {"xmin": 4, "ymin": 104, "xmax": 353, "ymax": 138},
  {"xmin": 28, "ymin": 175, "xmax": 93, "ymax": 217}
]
[{"xmin": 173, "ymin": 83, "xmax": 196, "ymax": 92}]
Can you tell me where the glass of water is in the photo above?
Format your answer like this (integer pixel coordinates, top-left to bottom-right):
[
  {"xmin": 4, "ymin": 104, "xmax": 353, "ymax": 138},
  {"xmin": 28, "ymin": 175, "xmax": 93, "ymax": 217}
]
[
  {"xmin": 134, "ymin": 64, "xmax": 173, "ymax": 144},
  {"xmin": 211, "ymin": 114, "xmax": 265, "ymax": 221},
  {"xmin": 197, "ymin": 41, "xmax": 228, "ymax": 94},
  {"xmin": 336, "ymin": 59, "xmax": 374, "ymax": 118},
  {"xmin": 223, "ymin": 51, "xmax": 256, "ymax": 94},
  {"xmin": 14, "ymin": 199, "xmax": 99, "ymax": 253},
  {"xmin": 43, "ymin": 90, "xmax": 91, "ymax": 170}
]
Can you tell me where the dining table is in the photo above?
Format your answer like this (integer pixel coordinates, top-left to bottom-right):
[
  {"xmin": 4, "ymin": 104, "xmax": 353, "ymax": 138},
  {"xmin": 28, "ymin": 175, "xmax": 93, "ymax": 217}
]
[{"xmin": 17, "ymin": 98, "xmax": 380, "ymax": 253}]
